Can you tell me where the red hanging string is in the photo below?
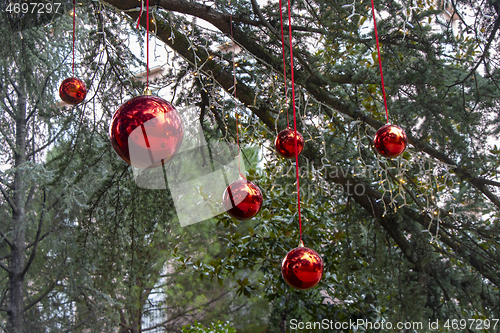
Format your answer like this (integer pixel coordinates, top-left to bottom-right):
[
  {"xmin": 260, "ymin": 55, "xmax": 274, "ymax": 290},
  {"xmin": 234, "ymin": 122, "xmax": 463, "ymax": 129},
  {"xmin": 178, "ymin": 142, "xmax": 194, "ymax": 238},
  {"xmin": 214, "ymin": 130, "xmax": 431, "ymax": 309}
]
[
  {"xmin": 370, "ymin": 0, "xmax": 390, "ymax": 124},
  {"xmin": 146, "ymin": 0, "xmax": 150, "ymax": 89},
  {"xmin": 230, "ymin": 10, "xmax": 236, "ymax": 98},
  {"xmin": 136, "ymin": 0, "xmax": 144, "ymax": 29},
  {"xmin": 286, "ymin": 0, "xmax": 302, "ymax": 242},
  {"xmin": 72, "ymin": 0, "xmax": 76, "ymax": 75},
  {"xmin": 278, "ymin": 0, "xmax": 289, "ymax": 128},
  {"xmin": 135, "ymin": 0, "xmax": 150, "ymax": 90},
  {"xmin": 229, "ymin": 2, "xmax": 245, "ymax": 180}
]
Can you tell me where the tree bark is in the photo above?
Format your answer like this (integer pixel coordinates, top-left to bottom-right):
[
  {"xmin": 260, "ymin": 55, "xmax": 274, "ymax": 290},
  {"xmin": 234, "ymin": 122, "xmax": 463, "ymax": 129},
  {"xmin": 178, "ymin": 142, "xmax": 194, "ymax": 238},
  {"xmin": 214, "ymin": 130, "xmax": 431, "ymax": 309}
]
[{"xmin": 7, "ymin": 38, "xmax": 28, "ymax": 333}]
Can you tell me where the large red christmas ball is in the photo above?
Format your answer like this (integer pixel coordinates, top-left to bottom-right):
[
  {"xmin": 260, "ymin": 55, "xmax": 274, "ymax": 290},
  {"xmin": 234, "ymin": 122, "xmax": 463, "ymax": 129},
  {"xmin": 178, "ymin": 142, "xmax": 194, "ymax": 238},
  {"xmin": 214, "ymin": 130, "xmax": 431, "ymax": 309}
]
[
  {"xmin": 281, "ymin": 244, "xmax": 323, "ymax": 290},
  {"xmin": 109, "ymin": 95, "xmax": 184, "ymax": 169},
  {"xmin": 222, "ymin": 179, "xmax": 263, "ymax": 220},
  {"xmin": 274, "ymin": 128, "xmax": 304, "ymax": 159},
  {"xmin": 373, "ymin": 124, "xmax": 407, "ymax": 158},
  {"xmin": 59, "ymin": 77, "xmax": 87, "ymax": 105}
]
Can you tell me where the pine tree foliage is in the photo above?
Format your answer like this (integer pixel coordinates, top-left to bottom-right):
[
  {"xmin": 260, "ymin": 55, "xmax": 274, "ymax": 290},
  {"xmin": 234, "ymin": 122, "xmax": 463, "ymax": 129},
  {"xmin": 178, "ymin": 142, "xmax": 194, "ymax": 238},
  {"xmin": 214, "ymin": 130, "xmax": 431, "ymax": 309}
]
[
  {"xmin": 1, "ymin": 0, "xmax": 500, "ymax": 331},
  {"xmin": 99, "ymin": 0, "xmax": 500, "ymax": 327}
]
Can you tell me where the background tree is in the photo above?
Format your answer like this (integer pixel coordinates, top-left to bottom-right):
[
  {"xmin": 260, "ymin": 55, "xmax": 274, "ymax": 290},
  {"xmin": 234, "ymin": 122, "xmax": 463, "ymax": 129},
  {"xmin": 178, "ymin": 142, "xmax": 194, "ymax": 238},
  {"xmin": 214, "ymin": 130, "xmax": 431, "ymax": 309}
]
[
  {"xmin": 97, "ymin": 0, "xmax": 500, "ymax": 329},
  {"xmin": 2, "ymin": 0, "xmax": 500, "ymax": 331},
  {"xmin": 0, "ymin": 1, "xmax": 144, "ymax": 331}
]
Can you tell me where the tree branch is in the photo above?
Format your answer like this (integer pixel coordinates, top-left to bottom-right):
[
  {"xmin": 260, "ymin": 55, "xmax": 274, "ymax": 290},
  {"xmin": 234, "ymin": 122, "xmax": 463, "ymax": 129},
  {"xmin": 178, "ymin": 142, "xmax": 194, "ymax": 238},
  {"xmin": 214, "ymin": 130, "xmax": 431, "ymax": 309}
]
[
  {"xmin": 250, "ymin": 0, "xmax": 320, "ymax": 83},
  {"xmin": 0, "ymin": 227, "xmax": 13, "ymax": 249},
  {"xmin": 100, "ymin": 0, "xmax": 500, "ymax": 288},
  {"xmin": 0, "ymin": 175, "xmax": 14, "ymax": 191},
  {"xmin": 448, "ymin": 15, "xmax": 500, "ymax": 86},
  {"xmin": 0, "ymin": 184, "xmax": 18, "ymax": 216},
  {"xmin": 0, "ymin": 101, "xmax": 17, "ymax": 151},
  {"xmin": 26, "ymin": 72, "xmax": 53, "ymax": 123},
  {"xmin": 0, "ymin": 261, "xmax": 12, "ymax": 274},
  {"xmin": 23, "ymin": 280, "xmax": 57, "ymax": 312},
  {"xmin": 21, "ymin": 188, "xmax": 46, "ymax": 278},
  {"xmin": 478, "ymin": 178, "xmax": 500, "ymax": 187},
  {"xmin": 109, "ymin": 0, "xmax": 500, "ymax": 209}
]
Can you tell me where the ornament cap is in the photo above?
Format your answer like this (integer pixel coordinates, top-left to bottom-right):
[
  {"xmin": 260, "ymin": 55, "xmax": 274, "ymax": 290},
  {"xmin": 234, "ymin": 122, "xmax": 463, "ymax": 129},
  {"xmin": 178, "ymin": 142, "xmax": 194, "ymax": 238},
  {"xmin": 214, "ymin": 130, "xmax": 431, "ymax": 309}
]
[
  {"xmin": 143, "ymin": 87, "xmax": 152, "ymax": 96},
  {"xmin": 298, "ymin": 239, "xmax": 304, "ymax": 248}
]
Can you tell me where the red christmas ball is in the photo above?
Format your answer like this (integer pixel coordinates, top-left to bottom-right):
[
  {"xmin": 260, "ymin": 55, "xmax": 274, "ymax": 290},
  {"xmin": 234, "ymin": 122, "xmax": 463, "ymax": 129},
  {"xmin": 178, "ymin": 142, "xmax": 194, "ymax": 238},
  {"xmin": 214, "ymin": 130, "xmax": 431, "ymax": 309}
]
[
  {"xmin": 109, "ymin": 95, "xmax": 184, "ymax": 169},
  {"xmin": 59, "ymin": 77, "xmax": 87, "ymax": 105},
  {"xmin": 222, "ymin": 179, "xmax": 263, "ymax": 220},
  {"xmin": 373, "ymin": 124, "xmax": 407, "ymax": 158},
  {"xmin": 274, "ymin": 128, "xmax": 304, "ymax": 159},
  {"xmin": 281, "ymin": 244, "xmax": 323, "ymax": 290}
]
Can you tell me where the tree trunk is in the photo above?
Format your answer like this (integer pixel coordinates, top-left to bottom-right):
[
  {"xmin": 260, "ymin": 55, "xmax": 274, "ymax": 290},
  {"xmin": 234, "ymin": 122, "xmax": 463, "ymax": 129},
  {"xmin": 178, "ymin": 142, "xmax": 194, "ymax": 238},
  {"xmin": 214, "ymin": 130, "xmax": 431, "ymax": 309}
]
[
  {"xmin": 8, "ymin": 242, "xmax": 25, "ymax": 333},
  {"xmin": 7, "ymin": 42, "xmax": 27, "ymax": 333}
]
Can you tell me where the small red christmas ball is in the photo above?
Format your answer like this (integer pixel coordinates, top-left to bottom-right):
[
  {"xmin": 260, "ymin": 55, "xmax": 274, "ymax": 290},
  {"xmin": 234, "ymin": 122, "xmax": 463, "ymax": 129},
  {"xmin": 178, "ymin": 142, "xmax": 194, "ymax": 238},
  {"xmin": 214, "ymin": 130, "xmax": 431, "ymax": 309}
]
[
  {"xmin": 281, "ymin": 244, "xmax": 323, "ymax": 290},
  {"xmin": 109, "ymin": 95, "xmax": 184, "ymax": 169},
  {"xmin": 59, "ymin": 77, "xmax": 87, "ymax": 105},
  {"xmin": 274, "ymin": 128, "xmax": 304, "ymax": 159},
  {"xmin": 373, "ymin": 124, "xmax": 407, "ymax": 158},
  {"xmin": 222, "ymin": 179, "xmax": 263, "ymax": 220}
]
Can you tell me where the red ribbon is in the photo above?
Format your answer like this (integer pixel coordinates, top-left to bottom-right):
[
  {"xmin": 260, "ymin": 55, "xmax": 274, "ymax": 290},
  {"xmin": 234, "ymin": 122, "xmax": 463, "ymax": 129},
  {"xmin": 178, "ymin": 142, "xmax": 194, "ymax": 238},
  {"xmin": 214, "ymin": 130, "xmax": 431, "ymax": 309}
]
[
  {"xmin": 286, "ymin": 0, "xmax": 302, "ymax": 242},
  {"xmin": 278, "ymin": 0, "xmax": 289, "ymax": 128},
  {"xmin": 370, "ymin": 0, "xmax": 390, "ymax": 124},
  {"xmin": 72, "ymin": 0, "xmax": 75, "ymax": 75}
]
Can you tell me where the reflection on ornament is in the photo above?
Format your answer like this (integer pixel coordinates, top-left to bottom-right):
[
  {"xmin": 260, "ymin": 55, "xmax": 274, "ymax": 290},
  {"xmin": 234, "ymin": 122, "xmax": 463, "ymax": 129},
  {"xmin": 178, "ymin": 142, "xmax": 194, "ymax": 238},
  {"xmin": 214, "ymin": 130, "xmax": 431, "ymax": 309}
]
[
  {"xmin": 109, "ymin": 95, "xmax": 184, "ymax": 169},
  {"xmin": 281, "ymin": 243, "xmax": 323, "ymax": 290},
  {"xmin": 274, "ymin": 128, "xmax": 304, "ymax": 159},
  {"xmin": 222, "ymin": 179, "xmax": 263, "ymax": 220},
  {"xmin": 373, "ymin": 124, "xmax": 407, "ymax": 158},
  {"xmin": 59, "ymin": 77, "xmax": 87, "ymax": 105}
]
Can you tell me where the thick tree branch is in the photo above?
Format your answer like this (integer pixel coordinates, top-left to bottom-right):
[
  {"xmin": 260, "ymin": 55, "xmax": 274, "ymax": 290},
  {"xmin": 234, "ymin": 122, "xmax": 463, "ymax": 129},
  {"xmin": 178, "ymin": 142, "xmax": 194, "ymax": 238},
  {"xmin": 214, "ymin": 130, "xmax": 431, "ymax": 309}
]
[
  {"xmin": 26, "ymin": 73, "xmax": 53, "ymax": 123},
  {"xmin": 21, "ymin": 189, "xmax": 46, "ymax": 278},
  {"xmin": 0, "ymin": 227, "xmax": 13, "ymax": 249},
  {"xmin": 0, "ymin": 175, "xmax": 14, "ymax": 191},
  {"xmin": 250, "ymin": 0, "xmax": 319, "ymax": 82},
  {"xmin": 479, "ymin": 178, "xmax": 500, "ymax": 187},
  {"xmin": 0, "ymin": 185, "xmax": 18, "ymax": 216},
  {"xmin": 142, "ymin": 290, "xmax": 231, "ymax": 331},
  {"xmin": 26, "ymin": 124, "xmax": 70, "ymax": 159},
  {"xmin": 404, "ymin": 207, "xmax": 500, "ymax": 287},
  {"xmin": 103, "ymin": 0, "xmax": 357, "ymax": 86},
  {"xmin": 23, "ymin": 280, "xmax": 57, "ymax": 312},
  {"xmin": 0, "ymin": 262, "xmax": 12, "ymax": 275},
  {"xmin": 0, "ymin": 93, "xmax": 16, "ymax": 120}
]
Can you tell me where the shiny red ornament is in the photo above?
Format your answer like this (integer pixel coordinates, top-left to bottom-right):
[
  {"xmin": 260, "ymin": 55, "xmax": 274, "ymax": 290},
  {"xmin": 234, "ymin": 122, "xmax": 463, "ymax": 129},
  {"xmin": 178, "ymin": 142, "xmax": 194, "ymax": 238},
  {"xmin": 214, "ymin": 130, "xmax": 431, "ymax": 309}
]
[
  {"xmin": 281, "ymin": 243, "xmax": 323, "ymax": 290},
  {"xmin": 109, "ymin": 95, "xmax": 184, "ymax": 169},
  {"xmin": 222, "ymin": 179, "xmax": 263, "ymax": 220},
  {"xmin": 274, "ymin": 128, "xmax": 304, "ymax": 159},
  {"xmin": 59, "ymin": 77, "xmax": 87, "ymax": 105},
  {"xmin": 373, "ymin": 124, "xmax": 407, "ymax": 158}
]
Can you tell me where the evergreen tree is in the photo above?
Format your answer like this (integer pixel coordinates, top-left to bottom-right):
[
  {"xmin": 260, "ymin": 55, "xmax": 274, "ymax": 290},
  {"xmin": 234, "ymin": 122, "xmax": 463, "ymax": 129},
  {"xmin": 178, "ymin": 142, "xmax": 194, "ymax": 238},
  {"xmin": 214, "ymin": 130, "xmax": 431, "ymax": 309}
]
[
  {"xmin": 2, "ymin": 0, "xmax": 500, "ymax": 331},
  {"xmin": 99, "ymin": 0, "xmax": 500, "ymax": 329}
]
